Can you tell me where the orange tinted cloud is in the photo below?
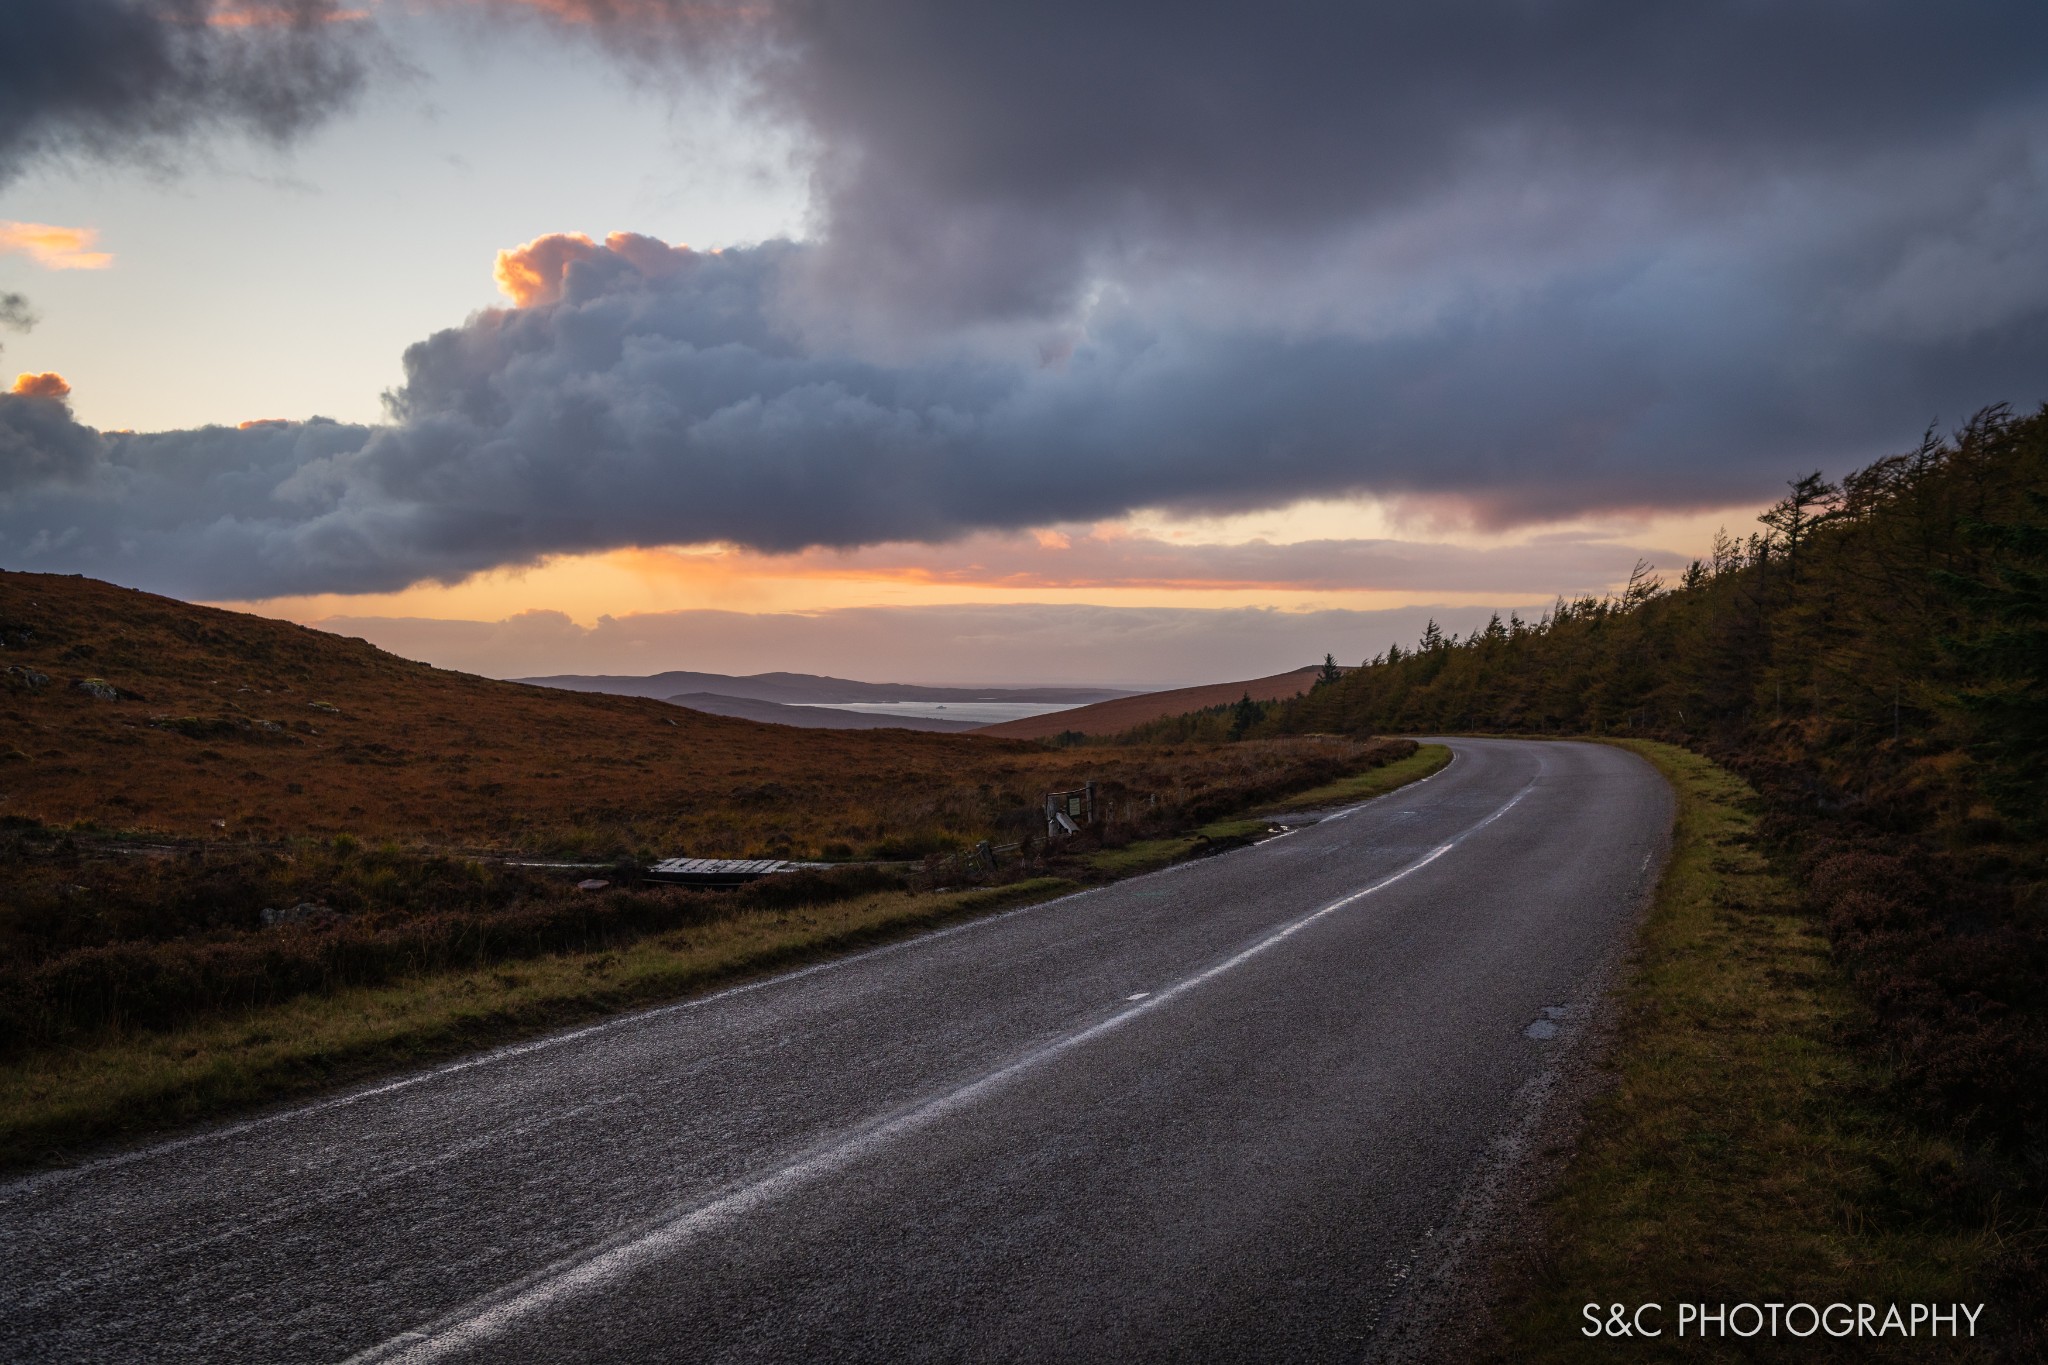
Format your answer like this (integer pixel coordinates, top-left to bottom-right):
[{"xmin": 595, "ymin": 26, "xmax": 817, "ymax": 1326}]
[
  {"xmin": 204, "ymin": 3, "xmax": 368, "ymax": 26},
  {"xmin": 480, "ymin": 1, "xmax": 755, "ymax": 21},
  {"xmin": 0, "ymin": 222, "xmax": 113, "ymax": 271},
  {"xmin": 599, "ymin": 520, "xmax": 1678, "ymax": 598},
  {"xmin": 493, "ymin": 230, "xmax": 693, "ymax": 306},
  {"xmin": 10, "ymin": 372, "xmax": 71, "ymax": 400},
  {"xmin": 494, "ymin": 233, "xmax": 597, "ymax": 306}
]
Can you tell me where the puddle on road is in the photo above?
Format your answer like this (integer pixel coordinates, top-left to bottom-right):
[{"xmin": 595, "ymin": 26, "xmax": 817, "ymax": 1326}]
[{"xmin": 1523, "ymin": 1005, "xmax": 1570, "ymax": 1040}]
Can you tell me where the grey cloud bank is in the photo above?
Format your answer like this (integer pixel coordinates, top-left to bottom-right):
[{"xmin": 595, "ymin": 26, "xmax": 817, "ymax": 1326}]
[
  {"xmin": 1, "ymin": 1, "xmax": 2045, "ymax": 600},
  {"xmin": 742, "ymin": 1, "xmax": 2048, "ymax": 330},
  {"xmin": 0, "ymin": 0, "xmax": 373, "ymax": 190}
]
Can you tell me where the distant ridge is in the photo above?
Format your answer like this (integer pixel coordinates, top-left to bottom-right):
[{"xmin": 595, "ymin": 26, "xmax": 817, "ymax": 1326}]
[
  {"xmin": 518, "ymin": 670, "xmax": 1129, "ymax": 707},
  {"xmin": 0, "ymin": 569, "xmax": 1080, "ymax": 848},
  {"xmin": 666, "ymin": 692, "xmax": 980, "ymax": 732},
  {"xmin": 972, "ymin": 667, "xmax": 1330, "ymax": 739}
]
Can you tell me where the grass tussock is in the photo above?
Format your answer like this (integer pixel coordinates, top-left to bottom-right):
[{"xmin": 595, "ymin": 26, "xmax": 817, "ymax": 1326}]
[{"xmin": 1478, "ymin": 742, "xmax": 2005, "ymax": 1362}]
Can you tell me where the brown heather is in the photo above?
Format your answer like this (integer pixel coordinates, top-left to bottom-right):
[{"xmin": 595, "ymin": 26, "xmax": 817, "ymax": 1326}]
[
  {"xmin": 0, "ymin": 570, "xmax": 1408, "ymax": 1058},
  {"xmin": 0, "ymin": 569, "xmax": 1370, "ymax": 859}
]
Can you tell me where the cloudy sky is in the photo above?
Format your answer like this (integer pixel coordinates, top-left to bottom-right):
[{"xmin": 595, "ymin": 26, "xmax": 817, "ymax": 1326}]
[{"xmin": 3, "ymin": 1, "xmax": 2044, "ymax": 683}]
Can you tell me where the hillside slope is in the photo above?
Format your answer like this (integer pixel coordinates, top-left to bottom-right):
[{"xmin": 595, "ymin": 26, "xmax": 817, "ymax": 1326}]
[
  {"xmin": 665, "ymin": 692, "xmax": 979, "ymax": 732},
  {"xmin": 0, "ymin": 573, "xmax": 1349, "ymax": 860},
  {"xmin": 521, "ymin": 670, "xmax": 1125, "ymax": 706},
  {"xmin": 973, "ymin": 666, "xmax": 1326, "ymax": 739},
  {"xmin": 0, "ymin": 573, "xmax": 1094, "ymax": 853}
]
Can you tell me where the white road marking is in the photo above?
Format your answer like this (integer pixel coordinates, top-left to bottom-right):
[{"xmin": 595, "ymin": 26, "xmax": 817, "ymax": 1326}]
[
  {"xmin": 339, "ymin": 769, "xmax": 1539, "ymax": 1365},
  {"xmin": 1125, "ymin": 992, "xmax": 1149, "ymax": 1000},
  {"xmin": 6, "ymin": 744, "xmax": 1472, "ymax": 1202},
  {"xmin": 1322, "ymin": 746, "xmax": 1455, "ymax": 821},
  {"xmin": 0, "ymin": 884, "xmax": 1104, "ymax": 1202}
]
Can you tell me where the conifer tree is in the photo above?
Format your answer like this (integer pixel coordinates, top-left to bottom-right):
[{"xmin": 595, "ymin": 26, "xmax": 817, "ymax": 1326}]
[{"xmin": 1229, "ymin": 691, "xmax": 1261, "ymax": 740}]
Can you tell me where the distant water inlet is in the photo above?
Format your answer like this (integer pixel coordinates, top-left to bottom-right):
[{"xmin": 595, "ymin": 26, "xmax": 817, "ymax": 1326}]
[{"xmin": 797, "ymin": 700, "xmax": 1086, "ymax": 725}]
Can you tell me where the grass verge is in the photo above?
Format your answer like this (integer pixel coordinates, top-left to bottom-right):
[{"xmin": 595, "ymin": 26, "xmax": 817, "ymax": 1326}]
[
  {"xmin": 0, "ymin": 879, "xmax": 1071, "ymax": 1170},
  {"xmin": 3, "ymin": 743, "xmax": 1453, "ymax": 1171},
  {"xmin": 1262, "ymin": 740, "xmax": 1451, "ymax": 812},
  {"xmin": 1475, "ymin": 740, "xmax": 1991, "ymax": 1362},
  {"xmin": 1081, "ymin": 743, "xmax": 1452, "ymax": 878}
]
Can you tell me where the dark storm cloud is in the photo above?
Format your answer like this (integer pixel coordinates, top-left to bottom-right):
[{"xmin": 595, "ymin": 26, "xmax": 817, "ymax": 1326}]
[
  {"xmin": 0, "ymin": 291, "xmax": 32, "ymax": 353},
  {"xmin": 0, "ymin": 406, "xmax": 375, "ymax": 584},
  {"xmin": 0, "ymin": 0, "xmax": 375, "ymax": 188},
  {"xmin": 517, "ymin": 0, "xmax": 2048, "ymax": 324},
  {"xmin": 0, "ymin": 379, "xmax": 96, "ymax": 490},
  {"xmin": 3, "ymin": 231, "xmax": 2039, "ymax": 600},
  {"xmin": 2, "ymin": 1, "xmax": 2046, "ymax": 600}
]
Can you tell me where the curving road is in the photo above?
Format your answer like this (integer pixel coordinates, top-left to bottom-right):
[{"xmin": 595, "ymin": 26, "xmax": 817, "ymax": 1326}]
[{"xmin": 1, "ymin": 738, "xmax": 1671, "ymax": 1363}]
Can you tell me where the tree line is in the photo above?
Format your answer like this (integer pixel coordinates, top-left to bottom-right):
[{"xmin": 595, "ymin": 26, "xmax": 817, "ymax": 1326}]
[
  {"xmin": 1262, "ymin": 404, "xmax": 2047, "ymax": 1300},
  {"xmin": 1275, "ymin": 404, "xmax": 2045, "ymax": 841}
]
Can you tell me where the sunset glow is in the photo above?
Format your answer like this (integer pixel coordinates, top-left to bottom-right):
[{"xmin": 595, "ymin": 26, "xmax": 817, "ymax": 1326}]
[
  {"xmin": 493, "ymin": 230, "xmax": 697, "ymax": 305},
  {"xmin": 0, "ymin": 222, "xmax": 112, "ymax": 271},
  {"xmin": 203, "ymin": 3, "xmax": 369, "ymax": 27},
  {"xmin": 492, "ymin": 232, "xmax": 598, "ymax": 306},
  {"xmin": 8, "ymin": 372, "xmax": 70, "ymax": 400},
  {"xmin": 214, "ymin": 498, "xmax": 1751, "ymax": 631},
  {"xmin": 3, "ymin": 0, "xmax": 2040, "ymax": 1327},
  {"xmin": 6, "ymin": 0, "xmax": 2040, "ymax": 686},
  {"xmin": 477, "ymin": 0, "xmax": 759, "ymax": 24}
]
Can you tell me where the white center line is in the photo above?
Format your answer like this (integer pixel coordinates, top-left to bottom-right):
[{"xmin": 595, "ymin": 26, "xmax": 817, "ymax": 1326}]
[{"xmin": 340, "ymin": 770, "xmax": 1538, "ymax": 1365}]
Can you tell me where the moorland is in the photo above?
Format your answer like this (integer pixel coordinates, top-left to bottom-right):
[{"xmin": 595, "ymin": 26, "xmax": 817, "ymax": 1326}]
[{"xmin": 0, "ymin": 571, "xmax": 1422, "ymax": 1160}]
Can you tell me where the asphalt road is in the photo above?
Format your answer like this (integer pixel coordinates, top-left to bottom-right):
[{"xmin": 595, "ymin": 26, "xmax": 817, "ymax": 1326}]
[{"xmin": 1, "ymin": 738, "xmax": 1672, "ymax": 1363}]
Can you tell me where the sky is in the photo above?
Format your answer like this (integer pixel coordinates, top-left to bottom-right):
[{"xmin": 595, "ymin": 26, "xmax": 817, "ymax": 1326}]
[{"xmin": 2, "ymin": 1, "xmax": 2044, "ymax": 684}]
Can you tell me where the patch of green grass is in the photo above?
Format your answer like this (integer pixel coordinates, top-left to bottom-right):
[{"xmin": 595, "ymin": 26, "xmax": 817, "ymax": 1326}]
[
  {"xmin": 1477, "ymin": 741, "xmax": 1989, "ymax": 1362},
  {"xmin": 1196, "ymin": 816, "xmax": 1270, "ymax": 840},
  {"xmin": 1262, "ymin": 741, "xmax": 1451, "ymax": 812},
  {"xmin": 0, "ymin": 877, "xmax": 1072, "ymax": 1168},
  {"xmin": 1079, "ymin": 745, "xmax": 1451, "ymax": 879},
  {"xmin": 1079, "ymin": 835, "xmax": 1199, "ymax": 878}
]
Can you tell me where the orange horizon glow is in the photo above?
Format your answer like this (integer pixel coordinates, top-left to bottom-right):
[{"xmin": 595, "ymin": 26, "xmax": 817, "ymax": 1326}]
[
  {"xmin": 209, "ymin": 499, "xmax": 1754, "ymax": 630},
  {"xmin": 0, "ymin": 222, "xmax": 113, "ymax": 271}
]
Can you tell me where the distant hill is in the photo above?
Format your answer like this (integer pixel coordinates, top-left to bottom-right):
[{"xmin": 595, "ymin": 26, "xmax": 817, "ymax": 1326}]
[
  {"xmin": 519, "ymin": 670, "xmax": 1129, "ymax": 706},
  {"xmin": 0, "ymin": 571, "xmax": 1129, "ymax": 854},
  {"xmin": 0, "ymin": 573, "xmax": 1358, "ymax": 861},
  {"xmin": 973, "ymin": 667, "xmax": 1331, "ymax": 739},
  {"xmin": 666, "ymin": 693, "xmax": 980, "ymax": 732}
]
